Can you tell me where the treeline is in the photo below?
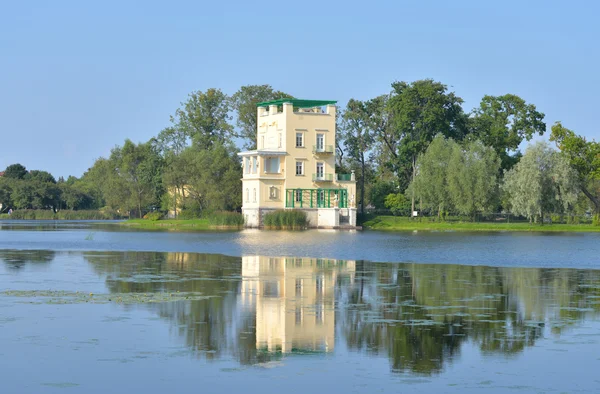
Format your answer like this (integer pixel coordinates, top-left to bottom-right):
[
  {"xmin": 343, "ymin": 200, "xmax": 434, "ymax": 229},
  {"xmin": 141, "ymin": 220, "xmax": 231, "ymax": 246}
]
[
  {"xmin": 1, "ymin": 81, "xmax": 598, "ymax": 222},
  {"xmin": 338, "ymin": 80, "xmax": 599, "ymax": 224}
]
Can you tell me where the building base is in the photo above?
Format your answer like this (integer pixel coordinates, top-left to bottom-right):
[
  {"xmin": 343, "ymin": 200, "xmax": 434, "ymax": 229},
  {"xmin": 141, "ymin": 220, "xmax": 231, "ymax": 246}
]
[{"xmin": 242, "ymin": 207, "xmax": 358, "ymax": 229}]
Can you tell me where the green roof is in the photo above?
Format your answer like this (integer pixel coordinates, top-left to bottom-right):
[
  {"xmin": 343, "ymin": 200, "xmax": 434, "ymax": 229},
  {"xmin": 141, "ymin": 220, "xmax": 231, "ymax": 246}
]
[{"xmin": 257, "ymin": 99, "xmax": 337, "ymax": 108}]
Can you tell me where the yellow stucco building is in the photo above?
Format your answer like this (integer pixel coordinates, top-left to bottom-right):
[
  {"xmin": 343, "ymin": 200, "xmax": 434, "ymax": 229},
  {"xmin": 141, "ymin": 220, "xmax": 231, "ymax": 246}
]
[{"xmin": 239, "ymin": 99, "xmax": 357, "ymax": 228}]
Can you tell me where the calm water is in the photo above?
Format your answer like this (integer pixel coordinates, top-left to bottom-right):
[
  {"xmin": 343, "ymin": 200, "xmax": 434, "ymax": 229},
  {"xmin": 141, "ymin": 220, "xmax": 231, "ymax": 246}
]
[{"xmin": 1, "ymin": 222, "xmax": 600, "ymax": 393}]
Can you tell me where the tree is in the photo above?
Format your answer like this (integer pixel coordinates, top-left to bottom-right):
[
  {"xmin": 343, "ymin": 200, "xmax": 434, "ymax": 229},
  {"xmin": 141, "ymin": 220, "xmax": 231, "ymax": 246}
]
[
  {"xmin": 342, "ymin": 99, "xmax": 374, "ymax": 214},
  {"xmin": 503, "ymin": 141, "xmax": 579, "ymax": 223},
  {"xmin": 469, "ymin": 94, "xmax": 545, "ymax": 170},
  {"xmin": 180, "ymin": 143, "xmax": 242, "ymax": 214},
  {"xmin": 386, "ymin": 80, "xmax": 467, "ymax": 213},
  {"xmin": 447, "ymin": 140, "xmax": 501, "ymax": 219},
  {"xmin": 171, "ymin": 88, "xmax": 234, "ymax": 150},
  {"xmin": 4, "ymin": 163, "xmax": 28, "ymax": 179},
  {"xmin": 230, "ymin": 85, "xmax": 293, "ymax": 149},
  {"xmin": 550, "ymin": 122, "xmax": 600, "ymax": 220},
  {"xmin": 118, "ymin": 139, "xmax": 164, "ymax": 218},
  {"xmin": 409, "ymin": 134, "xmax": 455, "ymax": 220},
  {"xmin": 28, "ymin": 170, "xmax": 56, "ymax": 184}
]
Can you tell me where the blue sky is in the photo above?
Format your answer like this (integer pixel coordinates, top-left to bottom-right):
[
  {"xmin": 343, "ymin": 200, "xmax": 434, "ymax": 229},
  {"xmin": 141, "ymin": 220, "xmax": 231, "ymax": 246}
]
[{"xmin": 1, "ymin": 0, "xmax": 599, "ymax": 178}]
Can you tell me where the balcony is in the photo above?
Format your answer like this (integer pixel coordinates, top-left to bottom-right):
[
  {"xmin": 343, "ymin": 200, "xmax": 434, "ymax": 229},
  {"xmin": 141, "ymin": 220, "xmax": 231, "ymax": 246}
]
[
  {"xmin": 337, "ymin": 174, "xmax": 353, "ymax": 181},
  {"xmin": 312, "ymin": 145, "xmax": 334, "ymax": 154},
  {"xmin": 312, "ymin": 173, "xmax": 333, "ymax": 182}
]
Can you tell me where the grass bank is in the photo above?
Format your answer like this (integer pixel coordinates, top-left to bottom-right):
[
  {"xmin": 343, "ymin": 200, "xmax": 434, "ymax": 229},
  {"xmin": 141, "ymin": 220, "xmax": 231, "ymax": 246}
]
[
  {"xmin": 361, "ymin": 215, "xmax": 600, "ymax": 233},
  {"xmin": 121, "ymin": 211, "xmax": 244, "ymax": 231}
]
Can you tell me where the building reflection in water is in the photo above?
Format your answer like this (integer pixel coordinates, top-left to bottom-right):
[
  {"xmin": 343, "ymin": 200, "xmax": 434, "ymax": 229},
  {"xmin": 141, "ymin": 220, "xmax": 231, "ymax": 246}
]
[{"xmin": 241, "ymin": 256, "xmax": 355, "ymax": 353}]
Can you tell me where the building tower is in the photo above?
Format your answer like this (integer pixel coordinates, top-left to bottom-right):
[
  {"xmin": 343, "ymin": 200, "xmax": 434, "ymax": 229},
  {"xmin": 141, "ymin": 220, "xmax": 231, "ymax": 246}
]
[{"xmin": 239, "ymin": 99, "xmax": 357, "ymax": 228}]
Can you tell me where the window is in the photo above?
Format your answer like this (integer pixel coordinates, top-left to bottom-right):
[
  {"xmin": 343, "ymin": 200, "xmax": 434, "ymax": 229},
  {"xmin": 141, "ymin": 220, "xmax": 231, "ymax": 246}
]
[
  {"xmin": 295, "ymin": 189, "xmax": 302, "ymax": 203},
  {"xmin": 253, "ymin": 188, "xmax": 257, "ymax": 202},
  {"xmin": 316, "ymin": 162, "xmax": 324, "ymax": 179},
  {"xmin": 296, "ymin": 161, "xmax": 303, "ymax": 176},
  {"xmin": 316, "ymin": 133, "xmax": 324, "ymax": 151},
  {"xmin": 278, "ymin": 133, "xmax": 282, "ymax": 148},
  {"xmin": 245, "ymin": 188, "xmax": 249, "ymax": 202},
  {"xmin": 245, "ymin": 158, "xmax": 251, "ymax": 174},
  {"xmin": 252, "ymin": 157, "xmax": 257, "ymax": 174},
  {"xmin": 265, "ymin": 157, "xmax": 279, "ymax": 173},
  {"xmin": 296, "ymin": 132, "xmax": 303, "ymax": 147}
]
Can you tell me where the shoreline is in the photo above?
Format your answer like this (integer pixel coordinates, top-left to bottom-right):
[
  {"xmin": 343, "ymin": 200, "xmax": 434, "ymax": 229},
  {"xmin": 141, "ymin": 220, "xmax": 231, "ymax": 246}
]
[{"xmin": 361, "ymin": 216, "xmax": 600, "ymax": 233}]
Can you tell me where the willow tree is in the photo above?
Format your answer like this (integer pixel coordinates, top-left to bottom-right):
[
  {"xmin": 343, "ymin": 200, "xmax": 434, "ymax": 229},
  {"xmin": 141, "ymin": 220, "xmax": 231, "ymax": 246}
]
[
  {"xmin": 447, "ymin": 140, "xmax": 501, "ymax": 220},
  {"xmin": 409, "ymin": 134, "xmax": 455, "ymax": 220},
  {"xmin": 550, "ymin": 122, "xmax": 600, "ymax": 223},
  {"xmin": 502, "ymin": 141, "xmax": 579, "ymax": 223}
]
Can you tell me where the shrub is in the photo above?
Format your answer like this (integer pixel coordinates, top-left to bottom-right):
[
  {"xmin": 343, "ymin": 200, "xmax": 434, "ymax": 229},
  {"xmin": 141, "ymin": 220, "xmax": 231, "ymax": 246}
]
[
  {"xmin": 263, "ymin": 210, "xmax": 308, "ymax": 230},
  {"xmin": 177, "ymin": 209, "xmax": 202, "ymax": 220},
  {"xmin": 594, "ymin": 214, "xmax": 600, "ymax": 226},
  {"xmin": 208, "ymin": 211, "xmax": 244, "ymax": 227},
  {"xmin": 384, "ymin": 193, "xmax": 411, "ymax": 216},
  {"xmin": 143, "ymin": 212, "xmax": 163, "ymax": 221}
]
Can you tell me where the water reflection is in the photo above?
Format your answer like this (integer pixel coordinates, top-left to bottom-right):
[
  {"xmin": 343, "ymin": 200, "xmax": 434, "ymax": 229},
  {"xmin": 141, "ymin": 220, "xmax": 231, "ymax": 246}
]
[
  {"xmin": 0, "ymin": 249, "xmax": 55, "ymax": 269},
  {"xmin": 78, "ymin": 252, "xmax": 600, "ymax": 373}
]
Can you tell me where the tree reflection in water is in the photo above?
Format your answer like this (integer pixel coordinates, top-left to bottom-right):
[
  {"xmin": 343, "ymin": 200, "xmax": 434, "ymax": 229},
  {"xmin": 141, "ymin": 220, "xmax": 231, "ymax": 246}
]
[
  {"xmin": 0, "ymin": 249, "xmax": 55, "ymax": 269},
  {"xmin": 83, "ymin": 251, "xmax": 600, "ymax": 374}
]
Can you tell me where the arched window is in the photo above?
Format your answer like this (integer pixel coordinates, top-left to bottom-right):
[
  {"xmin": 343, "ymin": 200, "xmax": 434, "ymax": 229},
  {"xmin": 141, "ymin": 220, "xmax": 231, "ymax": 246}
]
[
  {"xmin": 253, "ymin": 188, "xmax": 257, "ymax": 202},
  {"xmin": 246, "ymin": 188, "xmax": 249, "ymax": 202}
]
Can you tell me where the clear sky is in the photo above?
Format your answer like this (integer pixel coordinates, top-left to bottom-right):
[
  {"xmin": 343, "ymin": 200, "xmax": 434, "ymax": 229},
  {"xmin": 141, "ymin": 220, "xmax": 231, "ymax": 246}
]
[{"xmin": 1, "ymin": 0, "xmax": 599, "ymax": 178}]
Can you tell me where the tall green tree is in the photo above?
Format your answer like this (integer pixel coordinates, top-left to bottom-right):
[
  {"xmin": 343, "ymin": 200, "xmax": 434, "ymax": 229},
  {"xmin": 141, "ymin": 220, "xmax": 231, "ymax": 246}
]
[
  {"xmin": 447, "ymin": 140, "xmax": 500, "ymax": 219},
  {"xmin": 342, "ymin": 99, "xmax": 374, "ymax": 214},
  {"xmin": 180, "ymin": 143, "xmax": 242, "ymax": 213},
  {"xmin": 3, "ymin": 163, "xmax": 28, "ymax": 179},
  {"xmin": 386, "ymin": 80, "xmax": 467, "ymax": 213},
  {"xmin": 469, "ymin": 94, "xmax": 545, "ymax": 170},
  {"xmin": 409, "ymin": 134, "xmax": 455, "ymax": 219},
  {"xmin": 502, "ymin": 141, "xmax": 579, "ymax": 223},
  {"xmin": 171, "ymin": 88, "xmax": 234, "ymax": 150},
  {"xmin": 230, "ymin": 85, "xmax": 293, "ymax": 149},
  {"xmin": 550, "ymin": 122, "xmax": 600, "ymax": 219}
]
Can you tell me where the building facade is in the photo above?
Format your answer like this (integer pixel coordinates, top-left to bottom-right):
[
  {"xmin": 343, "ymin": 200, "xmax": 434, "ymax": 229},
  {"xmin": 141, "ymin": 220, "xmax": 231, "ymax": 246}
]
[{"xmin": 239, "ymin": 99, "xmax": 357, "ymax": 228}]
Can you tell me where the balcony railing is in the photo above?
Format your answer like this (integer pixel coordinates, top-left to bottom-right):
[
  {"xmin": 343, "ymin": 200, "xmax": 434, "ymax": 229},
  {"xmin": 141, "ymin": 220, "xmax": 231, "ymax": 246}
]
[
  {"xmin": 337, "ymin": 174, "xmax": 352, "ymax": 181},
  {"xmin": 312, "ymin": 173, "xmax": 333, "ymax": 182},
  {"xmin": 312, "ymin": 145, "xmax": 334, "ymax": 154}
]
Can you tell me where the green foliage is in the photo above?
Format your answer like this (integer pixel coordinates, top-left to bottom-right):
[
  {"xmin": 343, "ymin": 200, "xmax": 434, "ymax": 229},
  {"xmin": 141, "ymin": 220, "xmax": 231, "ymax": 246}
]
[
  {"xmin": 262, "ymin": 210, "xmax": 308, "ymax": 229},
  {"xmin": 3, "ymin": 163, "xmax": 28, "ymax": 179},
  {"xmin": 447, "ymin": 140, "xmax": 501, "ymax": 219},
  {"xmin": 469, "ymin": 94, "xmax": 546, "ymax": 170},
  {"xmin": 368, "ymin": 180, "xmax": 397, "ymax": 209},
  {"xmin": 230, "ymin": 85, "xmax": 293, "ymax": 149},
  {"xmin": 384, "ymin": 193, "xmax": 410, "ymax": 216},
  {"xmin": 550, "ymin": 121, "xmax": 600, "ymax": 218},
  {"xmin": 207, "ymin": 211, "xmax": 244, "ymax": 227},
  {"xmin": 409, "ymin": 134, "xmax": 454, "ymax": 219},
  {"xmin": 386, "ymin": 79, "xmax": 467, "ymax": 191},
  {"xmin": 143, "ymin": 211, "xmax": 163, "ymax": 221},
  {"xmin": 503, "ymin": 141, "xmax": 579, "ymax": 223},
  {"xmin": 342, "ymin": 99, "xmax": 375, "ymax": 214},
  {"xmin": 172, "ymin": 88, "xmax": 234, "ymax": 150},
  {"xmin": 4, "ymin": 209, "xmax": 119, "ymax": 220}
]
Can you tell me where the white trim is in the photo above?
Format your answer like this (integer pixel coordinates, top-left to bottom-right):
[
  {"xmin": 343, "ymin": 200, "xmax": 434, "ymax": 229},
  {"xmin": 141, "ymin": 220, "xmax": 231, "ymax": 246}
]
[
  {"xmin": 294, "ymin": 128, "xmax": 308, "ymax": 131},
  {"xmin": 315, "ymin": 128, "xmax": 329, "ymax": 132},
  {"xmin": 238, "ymin": 150, "xmax": 287, "ymax": 157}
]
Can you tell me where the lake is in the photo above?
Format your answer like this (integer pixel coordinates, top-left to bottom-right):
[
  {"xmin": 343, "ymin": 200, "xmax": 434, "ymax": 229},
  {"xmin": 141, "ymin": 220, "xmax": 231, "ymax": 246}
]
[{"xmin": 1, "ymin": 221, "xmax": 600, "ymax": 393}]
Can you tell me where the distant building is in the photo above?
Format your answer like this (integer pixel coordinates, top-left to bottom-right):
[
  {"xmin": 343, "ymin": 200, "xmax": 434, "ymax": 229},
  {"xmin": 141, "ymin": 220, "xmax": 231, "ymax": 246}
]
[{"xmin": 238, "ymin": 99, "xmax": 357, "ymax": 228}]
